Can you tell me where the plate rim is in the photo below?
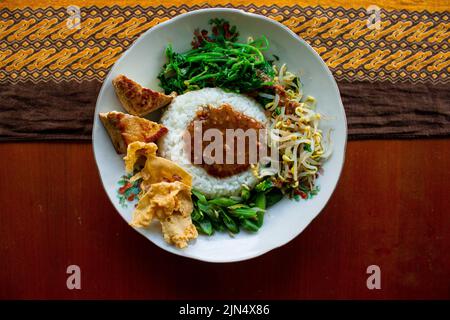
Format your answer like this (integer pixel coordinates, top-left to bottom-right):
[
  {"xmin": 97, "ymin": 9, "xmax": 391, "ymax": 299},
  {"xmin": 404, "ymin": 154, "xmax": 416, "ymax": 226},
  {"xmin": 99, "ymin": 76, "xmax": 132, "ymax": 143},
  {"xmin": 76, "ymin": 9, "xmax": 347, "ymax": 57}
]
[{"xmin": 92, "ymin": 7, "xmax": 348, "ymax": 263}]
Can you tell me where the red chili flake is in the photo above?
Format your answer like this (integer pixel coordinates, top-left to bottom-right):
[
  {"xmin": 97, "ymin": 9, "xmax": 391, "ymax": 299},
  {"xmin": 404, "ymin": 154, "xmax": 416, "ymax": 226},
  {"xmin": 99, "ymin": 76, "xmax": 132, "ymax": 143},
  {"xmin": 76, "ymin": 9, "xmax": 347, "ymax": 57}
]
[{"xmin": 127, "ymin": 194, "xmax": 135, "ymax": 201}]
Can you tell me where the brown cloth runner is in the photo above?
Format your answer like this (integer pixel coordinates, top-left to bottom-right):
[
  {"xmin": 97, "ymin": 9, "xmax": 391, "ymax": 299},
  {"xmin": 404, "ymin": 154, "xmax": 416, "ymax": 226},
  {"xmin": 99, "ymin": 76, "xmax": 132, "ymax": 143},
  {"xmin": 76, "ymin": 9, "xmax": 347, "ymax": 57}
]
[{"xmin": 1, "ymin": 4, "xmax": 449, "ymax": 140}]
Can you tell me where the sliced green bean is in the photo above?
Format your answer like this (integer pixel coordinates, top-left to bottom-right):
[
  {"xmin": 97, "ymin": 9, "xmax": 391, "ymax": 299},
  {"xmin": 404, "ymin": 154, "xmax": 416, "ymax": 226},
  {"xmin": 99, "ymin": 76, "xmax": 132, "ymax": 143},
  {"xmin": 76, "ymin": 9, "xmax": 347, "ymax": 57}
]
[
  {"xmin": 221, "ymin": 212, "xmax": 239, "ymax": 234},
  {"xmin": 196, "ymin": 219, "xmax": 213, "ymax": 235},
  {"xmin": 241, "ymin": 219, "xmax": 260, "ymax": 232},
  {"xmin": 208, "ymin": 197, "xmax": 240, "ymax": 207}
]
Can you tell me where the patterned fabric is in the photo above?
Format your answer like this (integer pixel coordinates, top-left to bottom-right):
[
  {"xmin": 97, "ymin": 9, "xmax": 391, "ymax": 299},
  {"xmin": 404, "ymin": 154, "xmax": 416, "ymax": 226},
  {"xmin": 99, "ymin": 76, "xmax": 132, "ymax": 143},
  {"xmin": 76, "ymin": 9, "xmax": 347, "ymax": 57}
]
[{"xmin": 0, "ymin": 1, "xmax": 449, "ymax": 140}]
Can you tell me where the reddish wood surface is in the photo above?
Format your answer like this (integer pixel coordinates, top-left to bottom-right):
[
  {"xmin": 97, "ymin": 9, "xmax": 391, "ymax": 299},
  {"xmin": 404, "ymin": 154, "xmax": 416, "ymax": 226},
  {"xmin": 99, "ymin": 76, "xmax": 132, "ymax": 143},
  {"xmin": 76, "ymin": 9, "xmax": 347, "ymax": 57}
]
[{"xmin": 0, "ymin": 140, "xmax": 449, "ymax": 299}]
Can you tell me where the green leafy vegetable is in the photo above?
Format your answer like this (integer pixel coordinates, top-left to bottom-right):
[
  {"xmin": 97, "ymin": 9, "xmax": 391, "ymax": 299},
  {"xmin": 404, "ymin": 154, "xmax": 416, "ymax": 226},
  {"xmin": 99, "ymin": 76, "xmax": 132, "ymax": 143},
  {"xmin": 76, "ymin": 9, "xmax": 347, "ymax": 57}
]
[{"xmin": 158, "ymin": 19, "xmax": 274, "ymax": 94}]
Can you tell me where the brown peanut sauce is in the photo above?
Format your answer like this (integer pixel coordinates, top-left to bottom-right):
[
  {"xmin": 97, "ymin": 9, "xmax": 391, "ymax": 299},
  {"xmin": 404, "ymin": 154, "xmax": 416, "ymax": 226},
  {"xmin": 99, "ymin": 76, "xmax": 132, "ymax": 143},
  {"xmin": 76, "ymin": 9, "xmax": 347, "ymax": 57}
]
[{"xmin": 185, "ymin": 103, "xmax": 264, "ymax": 178}]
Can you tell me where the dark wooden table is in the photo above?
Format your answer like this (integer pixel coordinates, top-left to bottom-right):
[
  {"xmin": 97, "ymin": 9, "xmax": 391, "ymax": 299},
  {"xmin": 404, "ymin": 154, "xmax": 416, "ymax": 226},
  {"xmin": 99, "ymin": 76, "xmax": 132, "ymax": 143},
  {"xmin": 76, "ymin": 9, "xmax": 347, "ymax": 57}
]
[{"xmin": 0, "ymin": 140, "xmax": 449, "ymax": 299}]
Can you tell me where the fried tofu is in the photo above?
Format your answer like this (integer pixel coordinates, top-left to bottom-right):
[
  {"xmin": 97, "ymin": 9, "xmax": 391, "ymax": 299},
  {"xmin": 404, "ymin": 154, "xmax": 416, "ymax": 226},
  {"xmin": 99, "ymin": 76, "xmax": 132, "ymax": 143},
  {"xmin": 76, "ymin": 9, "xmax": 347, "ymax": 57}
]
[
  {"xmin": 99, "ymin": 111, "xmax": 167, "ymax": 154},
  {"xmin": 112, "ymin": 74, "xmax": 174, "ymax": 117}
]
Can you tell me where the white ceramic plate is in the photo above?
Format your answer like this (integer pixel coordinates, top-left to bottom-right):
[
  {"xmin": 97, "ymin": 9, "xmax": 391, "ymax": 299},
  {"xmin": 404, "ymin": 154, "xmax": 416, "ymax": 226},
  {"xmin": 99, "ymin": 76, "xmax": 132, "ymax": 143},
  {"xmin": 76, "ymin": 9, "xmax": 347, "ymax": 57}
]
[{"xmin": 93, "ymin": 8, "xmax": 347, "ymax": 263}]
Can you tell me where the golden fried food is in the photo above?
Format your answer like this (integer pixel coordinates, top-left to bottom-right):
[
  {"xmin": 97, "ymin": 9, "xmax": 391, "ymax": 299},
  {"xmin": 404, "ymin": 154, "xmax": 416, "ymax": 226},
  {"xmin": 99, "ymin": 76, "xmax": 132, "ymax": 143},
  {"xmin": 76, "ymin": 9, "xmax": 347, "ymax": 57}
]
[
  {"xmin": 99, "ymin": 111, "xmax": 167, "ymax": 154},
  {"xmin": 112, "ymin": 74, "xmax": 174, "ymax": 117},
  {"xmin": 130, "ymin": 181, "xmax": 197, "ymax": 248},
  {"xmin": 125, "ymin": 142, "xmax": 197, "ymax": 248},
  {"xmin": 160, "ymin": 215, "xmax": 198, "ymax": 249},
  {"xmin": 124, "ymin": 141, "xmax": 192, "ymax": 187}
]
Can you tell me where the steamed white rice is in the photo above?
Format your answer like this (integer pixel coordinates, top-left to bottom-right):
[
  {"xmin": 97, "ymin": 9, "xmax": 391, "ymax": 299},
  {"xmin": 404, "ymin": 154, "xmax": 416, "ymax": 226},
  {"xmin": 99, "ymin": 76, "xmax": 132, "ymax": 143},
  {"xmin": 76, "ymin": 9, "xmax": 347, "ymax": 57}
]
[{"xmin": 159, "ymin": 88, "xmax": 268, "ymax": 198}]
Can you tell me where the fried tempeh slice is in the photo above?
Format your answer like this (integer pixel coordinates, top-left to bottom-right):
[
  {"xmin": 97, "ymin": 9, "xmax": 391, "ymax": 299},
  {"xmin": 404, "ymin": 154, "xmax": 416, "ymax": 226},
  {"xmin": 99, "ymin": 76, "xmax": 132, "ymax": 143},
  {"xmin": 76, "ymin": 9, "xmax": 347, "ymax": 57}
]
[
  {"xmin": 112, "ymin": 74, "xmax": 174, "ymax": 116},
  {"xmin": 99, "ymin": 111, "xmax": 167, "ymax": 154}
]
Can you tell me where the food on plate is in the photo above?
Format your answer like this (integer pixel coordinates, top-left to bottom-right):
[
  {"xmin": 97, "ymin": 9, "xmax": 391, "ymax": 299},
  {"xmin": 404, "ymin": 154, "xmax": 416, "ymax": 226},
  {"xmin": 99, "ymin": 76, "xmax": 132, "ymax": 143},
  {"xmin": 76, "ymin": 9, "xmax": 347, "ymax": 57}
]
[
  {"xmin": 125, "ymin": 141, "xmax": 197, "ymax": 248},
  {"xmin": 112, "ymin": 74, "xmax": 174, "ymax": 116},
  {"xmin": 124, "ymin": 141, "xmax": 192, "ymax": 189},
  {"xmin": 99, "ymin": 111, "xmax": 167, "ymax": 154},
  {"xmin": 160, "ymin": 212, "xmax": 198, "ymax": 249},
  {"xmin": 159, "ymin": 87, "xmax": 267, "ymax": 198},
  {"xmin": 102, "ymin": 19, "xmax": 332, "ymax": 248},
  {"xmin": 131, "ymin": 181, "xmax": 193, "ymax": 227},
  {"xmin": 186, "ymin": 103, "xmax": 265, "ymax": 178},
  {"xmin": 156, "ymin": 19, "xmax": 332, "ymax": 237},
  {"xmin": 158, "ymin": 19, "xmax": 273, "ymax": 94},
  {"xmin": 252, "ymin": 64, "xmax": 332, "ymax": 198},
  {"xmin": 123, "ymin": 140, "xmax": 158, "ymax": 173},
  {"xmin": 131, "ymin": 181, "xmax": 197, "ymax": 248}
]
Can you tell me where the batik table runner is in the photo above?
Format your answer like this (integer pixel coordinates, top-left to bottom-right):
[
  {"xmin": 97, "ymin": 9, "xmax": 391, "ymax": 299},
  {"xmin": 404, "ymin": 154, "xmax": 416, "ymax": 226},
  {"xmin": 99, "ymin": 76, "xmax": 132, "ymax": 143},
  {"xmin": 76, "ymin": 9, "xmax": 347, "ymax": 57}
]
[{"xmin": 0, "ymin": 0, "xmax": 448, "ymax": 140}]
